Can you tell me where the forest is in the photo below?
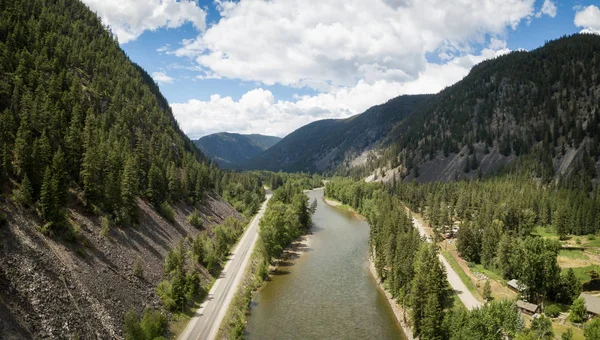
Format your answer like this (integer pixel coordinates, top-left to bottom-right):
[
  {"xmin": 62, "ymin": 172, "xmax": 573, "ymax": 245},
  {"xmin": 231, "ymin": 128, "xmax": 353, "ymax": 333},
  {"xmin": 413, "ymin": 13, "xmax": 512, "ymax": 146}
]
[
  {"xmin": 0, "ymin": 0, "xmax": 264, "ymax": 236},
  {"xmin": 325, "ymin": 176, "xmax": 597, "ymax": 339}
]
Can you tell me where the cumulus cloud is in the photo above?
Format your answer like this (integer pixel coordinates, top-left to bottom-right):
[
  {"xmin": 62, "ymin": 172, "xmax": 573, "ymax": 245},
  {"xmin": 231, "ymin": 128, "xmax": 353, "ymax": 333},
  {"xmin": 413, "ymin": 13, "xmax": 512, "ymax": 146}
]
[
  {"xmin": 575, "ymin": 5, "xmax": 600, "ymax": 34},
  {"xmin": 82, "ymin": 0, "xmax": 207, "ymax": 44},
  {"xmin": 152, "ymin": 71, "xmax": 174, "ymax": 84},
  {"xmin": 536, "ymin": 0, "xmax": 557, "ymax": 18},
  {"xmin": 174, "ymin": 0, "xmax": 534, "ymax": 90},
  {"xmin": 172, "ymin": 45, "xmax": 510, "ymax": 138}
]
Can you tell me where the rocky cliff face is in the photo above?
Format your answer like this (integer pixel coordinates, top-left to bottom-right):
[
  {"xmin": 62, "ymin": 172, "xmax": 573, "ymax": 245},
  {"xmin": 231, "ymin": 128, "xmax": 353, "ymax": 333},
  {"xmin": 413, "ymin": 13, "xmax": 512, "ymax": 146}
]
[{"xmin": 0, "ymin": 194, "xmax": 241, "ymax": 339}]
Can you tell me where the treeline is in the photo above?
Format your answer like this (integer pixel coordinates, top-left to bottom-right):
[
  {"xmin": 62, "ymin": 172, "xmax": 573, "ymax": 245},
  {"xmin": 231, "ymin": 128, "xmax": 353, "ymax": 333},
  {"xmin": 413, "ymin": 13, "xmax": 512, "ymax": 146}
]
[
  {"xmin": 0, "ymin": 0, "xmax": 263, "ymax": 237},
  {"xmin": 224, "ymin": 184, "xmax": 314, "ymax": 340},
  {"xmin": 156, "ymin": 217, "xmax": 246, "ymax": 312},
  {"xmin": 249, "ymin": 170, "xmax": 324, "ymax": 191},
  {"xmin": 258, "ymin": 184, "xmax": 312, "ymax": 262},
  {"xmin": 325, "ymin": 179, "xmax": 451, "ymax": 339},
  {"xmin": 325, "ymin": 178, "xmax": 587, "ymax": 339}
]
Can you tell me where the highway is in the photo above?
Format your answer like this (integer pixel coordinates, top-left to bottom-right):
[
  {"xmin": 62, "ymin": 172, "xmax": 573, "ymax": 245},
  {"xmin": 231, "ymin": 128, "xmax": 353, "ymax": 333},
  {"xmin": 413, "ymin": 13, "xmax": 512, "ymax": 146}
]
[{"xmin": 179, "ymin": 193, "xmax": 272, "ymax": 340}]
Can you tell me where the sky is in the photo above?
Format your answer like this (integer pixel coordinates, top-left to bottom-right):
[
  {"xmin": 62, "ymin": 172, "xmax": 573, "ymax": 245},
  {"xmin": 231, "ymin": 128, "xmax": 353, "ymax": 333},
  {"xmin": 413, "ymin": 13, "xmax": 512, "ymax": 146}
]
[{"xmin": 81, "ymin": 0, "xmax": 600, "ymax": 139}]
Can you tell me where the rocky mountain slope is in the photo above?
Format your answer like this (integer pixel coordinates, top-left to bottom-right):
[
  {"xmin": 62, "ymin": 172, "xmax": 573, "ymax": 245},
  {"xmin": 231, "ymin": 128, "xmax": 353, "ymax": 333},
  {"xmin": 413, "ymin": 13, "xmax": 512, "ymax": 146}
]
[
  {"xmin": 244, "ymin": 94, "xmax": 431, "ymax": 173},
  {"xmin": 0, "ymin": 194, "xmax": 241, "ymax": 339},
  {"xmin": 364, "ymin": 34, "xmax": 600, "ymax": 184},
  {"xmin": 194, "ymin": 133, "xmax": 281, "ymax": 168}
]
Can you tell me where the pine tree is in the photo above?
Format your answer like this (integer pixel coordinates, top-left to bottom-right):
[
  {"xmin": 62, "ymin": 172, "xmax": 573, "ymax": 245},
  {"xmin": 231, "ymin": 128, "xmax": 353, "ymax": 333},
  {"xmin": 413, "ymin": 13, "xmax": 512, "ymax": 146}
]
[
  {"xmin": 147, "ymin": 164, "xmax": 165, "ymax": 206},
  {"xmin": 483, "ymin": 280, "xmax": 492, "ymax": 301},
  {"xmin": 20, "ymin": 174, "xmax": 34, "ymax": 206},
  {"xmin": 120, "ymin": 155, "xmax": 138, "ymax": 225},
  {"xmin": 13, "ymin": 113, "xmax": 32, "ymax": 178},
  {"xmin": 51, "ymin": 149, "xmax": 67, "ymax": 208},
  {"xmin": 40, "ymin": 167, "xmax": 58, "ymax": 223}
]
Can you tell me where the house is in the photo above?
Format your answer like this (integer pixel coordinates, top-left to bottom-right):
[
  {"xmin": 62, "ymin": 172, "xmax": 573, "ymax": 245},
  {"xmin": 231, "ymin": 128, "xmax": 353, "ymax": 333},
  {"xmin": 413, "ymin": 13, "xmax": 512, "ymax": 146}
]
[
  {"xmin": 516, "ymin": 300, "xmax": 540, "ymax": 315},
  {"xmin": 507, "ymin": 279, "xmax": 527, "ymax": 294},
  {"xmin": 579, "ymin": 293, "xmax": 600, "ymax": 317}
]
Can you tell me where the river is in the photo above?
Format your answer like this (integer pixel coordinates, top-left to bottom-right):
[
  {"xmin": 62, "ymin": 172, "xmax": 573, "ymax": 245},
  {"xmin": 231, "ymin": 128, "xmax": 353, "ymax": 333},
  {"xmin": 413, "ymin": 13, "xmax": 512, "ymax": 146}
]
[{"xmin": 245, "ymin": 188, "xmax": 406, "ymax": 339}]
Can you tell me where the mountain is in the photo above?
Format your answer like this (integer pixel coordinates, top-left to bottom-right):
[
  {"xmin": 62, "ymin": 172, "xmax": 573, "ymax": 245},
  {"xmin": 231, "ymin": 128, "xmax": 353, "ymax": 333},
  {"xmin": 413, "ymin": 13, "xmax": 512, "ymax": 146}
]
[
  {"xmin": 361, "ymin": 34, "xmax": 600, "ymax": 185},
  {"xmin": 243, "ymin": 94, "xmax": 432, "ymax": 173},
  {"xmin": 0, "ymin": 0, "xmax": 263, "ymax": 338},
  {"xmin": 194, "ymin": 132, "xmax": 281, "ymax": 168}
]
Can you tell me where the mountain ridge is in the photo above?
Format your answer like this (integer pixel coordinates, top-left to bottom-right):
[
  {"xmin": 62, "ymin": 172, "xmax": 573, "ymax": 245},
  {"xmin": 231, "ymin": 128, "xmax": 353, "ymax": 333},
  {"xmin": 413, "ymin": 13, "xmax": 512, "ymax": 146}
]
[
  {"xmin": 243, "ymin": 94, "xmax": 432, "ymax": 173},
  {"xmin": 194, "ymin": 132, "xmax": 281, "ymax": 168}
]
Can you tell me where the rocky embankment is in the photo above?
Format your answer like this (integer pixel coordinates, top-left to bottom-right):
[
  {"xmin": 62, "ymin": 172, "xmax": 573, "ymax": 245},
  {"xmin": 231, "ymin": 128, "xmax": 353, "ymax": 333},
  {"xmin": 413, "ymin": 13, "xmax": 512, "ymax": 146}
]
[{"xmin": 0, "ymin": 193, "xmax": 241, "ymax": 339}]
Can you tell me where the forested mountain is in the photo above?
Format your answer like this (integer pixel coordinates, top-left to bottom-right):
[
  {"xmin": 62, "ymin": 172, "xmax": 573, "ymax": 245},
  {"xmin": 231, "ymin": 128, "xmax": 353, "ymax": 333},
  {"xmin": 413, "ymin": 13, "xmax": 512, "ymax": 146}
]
[
  {"xmin": 194, "ymin": 132, "xmax": 281, "ymax": 168},
  {"xmin": 244, "ymin": 94, "xmax": 431, "ymax": 173},
  {"xmin": 361, "ymin": 34, "xmax": 600, "ymax": 184},
  {"xmin": 0, "ymin": 0, "xmax": 264, "ymax": 338}
]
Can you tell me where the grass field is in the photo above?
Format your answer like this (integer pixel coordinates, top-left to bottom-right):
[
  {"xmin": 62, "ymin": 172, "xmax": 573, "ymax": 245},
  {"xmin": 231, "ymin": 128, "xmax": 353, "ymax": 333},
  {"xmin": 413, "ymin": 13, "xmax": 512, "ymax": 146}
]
[
  {"xmin": 562, "ymin": 264, "xmax": 600, "ymax": 282},
  {"xmin": 559, "ymin": 249, "xmax": 589, "ymax": 260}
]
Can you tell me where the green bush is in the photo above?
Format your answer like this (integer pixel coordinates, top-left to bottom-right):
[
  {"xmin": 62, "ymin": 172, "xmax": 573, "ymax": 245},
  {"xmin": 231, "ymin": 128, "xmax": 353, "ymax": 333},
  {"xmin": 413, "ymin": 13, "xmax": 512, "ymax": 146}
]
[
  {"xmin": 187, "ymin": 210, "xmax": 203, "ymax": 229},
  {"xmin": 140, "ymin": 309, "xmax": 167, "ymax": 339},
  {"xmin": 545, "ymin": 304, "xmax": 561, "ymax": 318},
  {"xmin": 589, "ymin": 234, "xmax": 596, "ymax": 241},
  {"xmin": 0, "ymin": 212, "xmax": 7, "ymax": 228},
  {"xmin": 100, "ymin": 216, "xmax": 110, "ymax": 237},
  {"xmin": 156, "ymin": 280, "xmax": 175, "ymax": 310},
  {"xmin": 123, "ymin": 308, "xmax": 167, "ymax": 340},
  {"xmin": 158, "ymin": 202, "xmax": 175, "ymax": 223},
  {"xmin": 133, "ymin": 257, "xmax": 144, "ymax": 279}
]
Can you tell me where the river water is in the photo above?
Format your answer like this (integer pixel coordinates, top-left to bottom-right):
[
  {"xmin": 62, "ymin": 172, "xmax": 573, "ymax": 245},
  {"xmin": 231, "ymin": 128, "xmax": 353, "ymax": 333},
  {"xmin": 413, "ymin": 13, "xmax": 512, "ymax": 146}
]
[{"xmin": 245, "ymin": 189, "xmax": 406, "ymax": 340}]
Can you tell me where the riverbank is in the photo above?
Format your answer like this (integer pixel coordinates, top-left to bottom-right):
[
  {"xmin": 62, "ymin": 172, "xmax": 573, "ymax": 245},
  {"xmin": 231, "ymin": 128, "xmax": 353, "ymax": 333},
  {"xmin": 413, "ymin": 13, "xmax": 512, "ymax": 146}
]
[
  {"xmin": 217, "ymin": 230, "xmax": 313, "ymax": 339},
  {"xmin": 368, "ymin": 256, "xmax": 415, "ymax": 340},
  {"xmin": 324, "ymin": 195, "xmax": 413, "ymax": 339},
  {"xmin": 323, "ymin": 197, "xmax": 365, "ymax": 220}
]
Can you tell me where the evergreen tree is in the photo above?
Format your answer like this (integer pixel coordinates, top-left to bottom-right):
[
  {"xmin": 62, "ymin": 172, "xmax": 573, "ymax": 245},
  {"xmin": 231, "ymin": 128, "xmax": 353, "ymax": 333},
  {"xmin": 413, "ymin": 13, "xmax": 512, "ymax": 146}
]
[
  {"xmin": 147, "ymin": 164, "xmax": 165, "ymax": 207},
  {"xmin": 120, "ymin": 156, "xmax": 138, "ymax": 225}
]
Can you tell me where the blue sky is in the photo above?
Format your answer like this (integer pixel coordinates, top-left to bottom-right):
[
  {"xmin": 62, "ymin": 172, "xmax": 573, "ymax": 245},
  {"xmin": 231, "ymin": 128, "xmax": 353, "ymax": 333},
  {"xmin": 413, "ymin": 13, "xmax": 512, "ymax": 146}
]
[{"xmin": 83, "ymin": 0, "xmax": 600, "ymax": 138}]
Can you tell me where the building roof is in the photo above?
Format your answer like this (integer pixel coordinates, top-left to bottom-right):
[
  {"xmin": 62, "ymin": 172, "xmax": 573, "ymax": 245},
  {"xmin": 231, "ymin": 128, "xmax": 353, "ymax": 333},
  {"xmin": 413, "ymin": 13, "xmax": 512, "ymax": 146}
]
[
  {"xmin": 508, "ymin": 279, "xmax": 527, "ymax": 292},
  {"xmin": 580, "ymin": 293, "xmax": 600, "ymax": 315},
  {"xmin": 516, "ymin": 300, "xmax": 539, "ymax": 313}
]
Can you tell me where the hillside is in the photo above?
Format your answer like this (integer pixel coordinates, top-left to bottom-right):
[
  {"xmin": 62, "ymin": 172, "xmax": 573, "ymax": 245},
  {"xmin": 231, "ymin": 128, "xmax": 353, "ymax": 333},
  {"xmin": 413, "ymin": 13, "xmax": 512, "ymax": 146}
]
[
  {"xmin": 345, "ymin": 34, "xmax": 600, "ymax": 185},
  {"xmin": 194, "ymin": 132, "xmax": 281, "ymax": 168},
  {"xmin": 244, "ymin": 94, "xmax": 431, "ymax": 173},
  {"xmin": 0, "ymin": 0, "xmax": 263, "ymax": 338}
]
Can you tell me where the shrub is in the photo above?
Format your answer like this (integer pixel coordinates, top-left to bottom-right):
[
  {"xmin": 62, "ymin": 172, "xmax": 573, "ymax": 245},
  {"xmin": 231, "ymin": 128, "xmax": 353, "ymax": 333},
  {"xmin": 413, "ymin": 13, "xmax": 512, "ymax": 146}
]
[
  {"xmin": 133, "ymin": 257, "xmax": 144, "ymax": 279},
  {"xmin": 569, "ymin": 297, "xmax": 587, "ymax": 323},
  {"xmin": 187, "ymin": 210, "xmax": 203, "ymax": 229},
  {"xmin": 545, "ymin": 304, "xmax": 561, "ymax": 318},
  {"xmin": 576, "ymin": 238, "xmax": 581, "ymax": 245},
  {"xmin": 140, "ymin": 309, "xmax": 167, "ymax": 339},
  {"xmin": 158, "ymin": 202, "xmax": 175, "ymax": 223},
  {"xmin": 124, "ymin": 309, "xmax": 144, "ymax": 340},
  {"xmin": 0, "ymin": 212, "xmax": 7, "ymax": 228},
  {"xmin": 156, "ymin": 280, "xmax": 175, "ymax": 310},
  {"xmin": 124, "ymin": 308, "xmax": 167, "ymax": 340},
  {"xmin": 589, "ymin": 234, "xmax": 596, "ymax": 241},
  {"xmin": 100, "ymin": 216, "xmax": 110, "ymax": 237}
]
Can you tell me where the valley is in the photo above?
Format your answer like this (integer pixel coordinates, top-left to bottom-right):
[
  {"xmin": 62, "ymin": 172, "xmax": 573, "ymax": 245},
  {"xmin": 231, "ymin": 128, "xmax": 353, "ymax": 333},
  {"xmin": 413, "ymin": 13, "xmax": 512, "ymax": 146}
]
[{"xmin": 3, "ymin": 0, "xmax": 600, "ymax": 340}]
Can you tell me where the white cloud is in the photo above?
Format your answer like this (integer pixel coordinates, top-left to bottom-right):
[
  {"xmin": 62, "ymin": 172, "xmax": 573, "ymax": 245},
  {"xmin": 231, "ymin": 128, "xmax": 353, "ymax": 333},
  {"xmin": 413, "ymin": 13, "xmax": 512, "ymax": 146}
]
[
  {"xmin": 575, "ymin": 5, "xmax": 600, "ymax": 35},
  {"xmin": 152, "ymin": 71, "xmax": 174, "ymax": 84},
  {"xmin": 536, "ymin": 0, "xmax": 557, "ymax": 18},
  {"xmin": 171, "ymin": 45, "xmax": 510, "ymax": 138},
  {"xmin": 174, "ymin": 0, "xmax": 534, "ymax": 89},
  {"xmin": 82, "ymin": 0, "xmax": 207, "ymax": 44},
  {"xmin": 156, "ymin": 44, "xmax": 170, "ymax": 54}
]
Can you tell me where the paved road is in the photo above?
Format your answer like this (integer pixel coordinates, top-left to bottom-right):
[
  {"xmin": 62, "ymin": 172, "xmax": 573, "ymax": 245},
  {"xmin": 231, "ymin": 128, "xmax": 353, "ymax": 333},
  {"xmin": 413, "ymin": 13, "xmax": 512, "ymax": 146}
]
[
  {"xmin": 179, "ymin": 193, "xmax": 272, "ymax": 340},
  {"xmin": 412, "ymin": 217, "xmax": 483, "ymax": 310}
]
